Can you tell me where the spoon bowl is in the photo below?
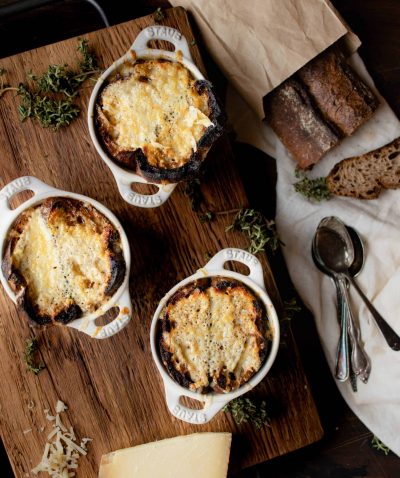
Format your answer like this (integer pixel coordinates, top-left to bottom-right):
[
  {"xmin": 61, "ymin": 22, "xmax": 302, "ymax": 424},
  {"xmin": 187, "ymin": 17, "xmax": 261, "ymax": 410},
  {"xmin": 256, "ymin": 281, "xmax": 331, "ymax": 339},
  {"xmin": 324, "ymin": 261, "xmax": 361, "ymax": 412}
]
[{"xmin": 312, "ymin": 226, "xmax": 364, "ymax": 278}]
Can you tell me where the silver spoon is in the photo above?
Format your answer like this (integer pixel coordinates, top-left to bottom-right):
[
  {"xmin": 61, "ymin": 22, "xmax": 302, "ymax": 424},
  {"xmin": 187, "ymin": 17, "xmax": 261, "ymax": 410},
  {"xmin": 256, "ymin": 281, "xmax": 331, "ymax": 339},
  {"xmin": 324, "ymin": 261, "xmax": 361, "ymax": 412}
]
[
  {"xmin": 345, "ymin": 227, "xmax": 371, "ymax": 383},
  {"xmin": 315, "ymin": 220, "xmax": 400, "ymax": 352},
  {"xmin": 312, "ymin": 235, "xmax": 349, "ymax": 382},
  {"xmin": 312, "ymin": 226, "xmax": 371, "ymax": 384}
]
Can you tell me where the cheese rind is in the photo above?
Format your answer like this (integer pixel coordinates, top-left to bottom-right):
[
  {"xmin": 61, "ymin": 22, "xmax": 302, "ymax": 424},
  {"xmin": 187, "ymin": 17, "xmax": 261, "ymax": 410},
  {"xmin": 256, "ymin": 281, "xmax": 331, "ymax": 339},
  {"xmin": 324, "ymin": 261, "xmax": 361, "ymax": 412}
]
[{"xmin": 98, "ymin": 433, "xmax": 231, "ymax": 478}]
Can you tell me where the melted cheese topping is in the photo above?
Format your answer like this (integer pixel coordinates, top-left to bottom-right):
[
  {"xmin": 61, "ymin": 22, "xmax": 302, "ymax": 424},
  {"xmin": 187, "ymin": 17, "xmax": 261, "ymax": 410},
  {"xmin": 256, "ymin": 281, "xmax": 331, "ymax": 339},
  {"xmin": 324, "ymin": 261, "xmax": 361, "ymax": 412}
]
[
  {"xmin": 161, "ymin": 281, "xmax": 267, "ymax": 392},
  {"xmin": 10, "ymin": 205, "xmax": 115, "ymax": 317},
  {"xmin": 100, "ymin": 60, "xmax": 213, "ymax": 168}
]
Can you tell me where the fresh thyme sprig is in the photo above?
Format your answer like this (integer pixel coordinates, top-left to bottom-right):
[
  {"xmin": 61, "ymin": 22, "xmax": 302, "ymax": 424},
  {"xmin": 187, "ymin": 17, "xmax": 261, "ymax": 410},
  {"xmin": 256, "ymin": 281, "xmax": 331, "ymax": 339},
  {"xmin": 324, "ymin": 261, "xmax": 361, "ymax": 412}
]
[
  {"xmin": 294, "ymin": 168, "xmax": 331, "ymax": 202},
  {"xmin": 226, "ymin": 208, "xmax": 282, "ymax": 254},
  {"xmin": 371, "ymin": 435, "xmax": 390, "ymax": 455},
  {"xmin": 283, "ymin": 297, "xmax": 302, "ymax": 322},
  {"xmin": 24, "ymin": 338, "xmax": 45, "ymax": 375},
  {"xmin": 223, "ymin": 397, "xmax": 270, "ymax": 429},
  {"xmin": 77, "ymin": 38, "xmax": 98, "ymax": 73},
  {"xmin": 204, "ymin": 251, "xmax": 212, "ymax": 261},
  {"xmin": 0, "ymin": 68, "xmax": 15, "ymax": 98},
  {"xmin": 17, "ymin": 83, "xmax": 80, "ymax": 129},
  {"xmin": 28, "ymin": 65, "xmax": 79, "ymax": 98},
  {"xmin": 199, "ymin": 211, "xmax": 215, "ymax": 223},
  {"xmin": 184, "ymin": 178, "xmax": 203, "ymax": 212},
  {"xmin": 0, "ymin": 38, "xmax": 100, "ymax": 130},
  {"xmin": 153, "ymin": 7, "xmax": 165, "ymax": 22}
]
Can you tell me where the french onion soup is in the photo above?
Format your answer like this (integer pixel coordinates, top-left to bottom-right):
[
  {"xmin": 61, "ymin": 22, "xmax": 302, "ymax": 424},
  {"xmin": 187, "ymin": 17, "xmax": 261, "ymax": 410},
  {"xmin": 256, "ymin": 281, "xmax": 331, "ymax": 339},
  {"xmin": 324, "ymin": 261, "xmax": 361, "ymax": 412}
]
[
  {"xmin": 95, "ymin": 59, "xmax": 224, "ymax": 183},
  {"xmin": 1, "ymin": 198, "xmax": 125, "ymax": 325},
  {"xmin": 158, "ymin": 276, "xmax": 272, "ymax": 393}
]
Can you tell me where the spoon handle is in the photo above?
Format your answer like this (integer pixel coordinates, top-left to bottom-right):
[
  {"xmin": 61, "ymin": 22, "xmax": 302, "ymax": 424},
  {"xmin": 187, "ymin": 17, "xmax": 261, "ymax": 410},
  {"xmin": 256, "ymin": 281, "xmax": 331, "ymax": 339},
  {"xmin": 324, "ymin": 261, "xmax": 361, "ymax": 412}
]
[
  {"xmin": 340, "ymin": 279, "xmax": 371, "ymax": 381},
  {"xmin": 335, "ymin": 277, "xmax": 350, "ymax": 381},
  {"xmin": 347, "ymin": 275, "xmax": 400, "ymax": 351}
]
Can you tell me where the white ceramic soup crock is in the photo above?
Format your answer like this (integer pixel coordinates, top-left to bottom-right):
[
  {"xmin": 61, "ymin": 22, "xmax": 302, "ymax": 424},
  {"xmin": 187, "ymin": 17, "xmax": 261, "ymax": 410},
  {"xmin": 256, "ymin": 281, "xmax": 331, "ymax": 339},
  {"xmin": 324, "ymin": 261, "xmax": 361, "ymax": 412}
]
[
  {"xmin": 150, "ymin": 248, "xmax": 280, "ymax": 424},
  {"xmin": 0, "ymin": 176, "xmax": 132, "ymax": 339},
  {"xmin": 88, "ymin": 25, "xmax": 206, "ymax": 209}
]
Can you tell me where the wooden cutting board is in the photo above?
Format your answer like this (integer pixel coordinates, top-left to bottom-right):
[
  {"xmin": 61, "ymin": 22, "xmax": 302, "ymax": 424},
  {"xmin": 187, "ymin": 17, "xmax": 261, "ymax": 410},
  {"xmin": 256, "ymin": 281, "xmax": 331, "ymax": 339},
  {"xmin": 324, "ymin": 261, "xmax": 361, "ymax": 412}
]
[{"xmin": 0, "ymin": 7, "xmax": 323, "ymax": 477}]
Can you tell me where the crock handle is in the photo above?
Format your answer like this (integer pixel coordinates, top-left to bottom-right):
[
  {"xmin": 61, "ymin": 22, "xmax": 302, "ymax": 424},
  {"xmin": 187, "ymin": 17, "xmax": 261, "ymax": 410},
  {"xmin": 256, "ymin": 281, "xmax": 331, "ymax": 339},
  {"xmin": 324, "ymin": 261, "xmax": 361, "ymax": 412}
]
[
  {"xmin": 0, "ymin": 176, "xmax": 58, "ymax": 218},
  {"xmin": 164, "ymin": 386, "xmax": 227, "ymax": 425},
  {"xmin": 70, "ymin": 288, "xmax": 132, "ymax": 339},
  {"xmin": 115, "ymin": 177, "xmax": 176, "ymax": 209},
  {"xmin": 131, "ymin": 26, "xmax": 193, "ymax": 62},
  {"xmin": 204, "ymin": 248, "xmax": 266, "ymax": 290}
]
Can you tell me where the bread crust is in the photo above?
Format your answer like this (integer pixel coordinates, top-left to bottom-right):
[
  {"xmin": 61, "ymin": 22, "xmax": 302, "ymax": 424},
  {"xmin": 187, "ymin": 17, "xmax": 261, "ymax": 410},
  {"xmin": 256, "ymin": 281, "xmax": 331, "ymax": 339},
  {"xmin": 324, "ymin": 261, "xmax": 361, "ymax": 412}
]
[
  {"xmin": 298, "ymin": 48, "xmax": 379, "ymax": 137},
  {"xmin": 327, "ymin": 137, "xmax": 400, "ymax": 199},
  {"xmin": 95, "ymin": 60, "xmax": 224, "ymax": 183},
  {"xmin": 264, "ymin": 78, "xmax": 340, "ymax": 169},
  {"xmin": 158, "ymin": 276, "xmax": 270, "ymax": 393},
  {"xmin": 1, "ymin": 198, "xmax": 126, "ymax": 326},
  {"xmin": 265, "ymin": 47, "xmax": 379, "ymax": 169}
]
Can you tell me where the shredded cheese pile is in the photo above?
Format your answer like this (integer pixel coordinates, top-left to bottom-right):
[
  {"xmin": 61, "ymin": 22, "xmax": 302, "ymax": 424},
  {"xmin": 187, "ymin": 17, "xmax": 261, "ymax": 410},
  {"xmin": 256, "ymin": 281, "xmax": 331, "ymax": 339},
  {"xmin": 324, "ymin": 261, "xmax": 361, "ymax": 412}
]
[{"xmin": 31, "ymin": 400, "xmax": 91, "ymax": 477}]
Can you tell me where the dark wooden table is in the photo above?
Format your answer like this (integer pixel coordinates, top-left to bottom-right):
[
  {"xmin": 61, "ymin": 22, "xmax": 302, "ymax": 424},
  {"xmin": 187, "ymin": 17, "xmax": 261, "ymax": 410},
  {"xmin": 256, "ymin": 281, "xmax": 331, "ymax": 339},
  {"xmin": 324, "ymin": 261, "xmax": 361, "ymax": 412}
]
[{"xmin": 0, "ymin": 0, "xmax": 399, "ymax": 476}]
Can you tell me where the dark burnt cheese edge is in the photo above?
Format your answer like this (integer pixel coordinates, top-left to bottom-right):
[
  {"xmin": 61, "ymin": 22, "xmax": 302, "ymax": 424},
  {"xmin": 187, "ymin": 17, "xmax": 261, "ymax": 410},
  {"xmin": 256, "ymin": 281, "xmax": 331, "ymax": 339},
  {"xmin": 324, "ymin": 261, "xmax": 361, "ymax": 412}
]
[
  {"xmin": 95, "ymin": 59, "xmax": 225, "ymax": 183},
  {"xmin": 1, "ymin": 197, "xmax": 126, "ymax": 327},
  {"xmin": 158, "ymin": 276, "xmax": 271, "ymax": 394}
]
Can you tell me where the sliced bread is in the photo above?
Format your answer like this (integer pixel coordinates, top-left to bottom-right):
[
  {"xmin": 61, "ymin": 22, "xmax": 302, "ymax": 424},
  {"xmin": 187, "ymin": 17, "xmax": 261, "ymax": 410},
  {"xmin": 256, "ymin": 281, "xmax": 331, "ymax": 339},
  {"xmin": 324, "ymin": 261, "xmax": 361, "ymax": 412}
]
[{"xmin": 326, "ymin": 137, "xmax": 400, "ymax": 199}]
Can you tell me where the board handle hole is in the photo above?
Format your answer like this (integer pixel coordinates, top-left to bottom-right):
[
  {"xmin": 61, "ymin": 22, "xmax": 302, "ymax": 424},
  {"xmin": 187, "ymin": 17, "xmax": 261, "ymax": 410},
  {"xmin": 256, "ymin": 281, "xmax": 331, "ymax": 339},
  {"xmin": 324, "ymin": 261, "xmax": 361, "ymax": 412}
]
[
  {"xmin": 223, "ymin": 261, "xmax": 250, "ymax": 276},
  {"xmin": 8, "ymin": 190, "xmax": 34, "ymax": 210}
]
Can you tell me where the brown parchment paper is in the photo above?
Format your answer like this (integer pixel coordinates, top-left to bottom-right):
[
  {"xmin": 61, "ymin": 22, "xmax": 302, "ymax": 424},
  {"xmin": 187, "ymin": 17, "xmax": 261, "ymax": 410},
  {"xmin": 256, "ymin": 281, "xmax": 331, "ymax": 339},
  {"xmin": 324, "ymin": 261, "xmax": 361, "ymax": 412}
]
[{"xmin": 170, "ymin": 0, "xmax": 360, "ymax": 119}]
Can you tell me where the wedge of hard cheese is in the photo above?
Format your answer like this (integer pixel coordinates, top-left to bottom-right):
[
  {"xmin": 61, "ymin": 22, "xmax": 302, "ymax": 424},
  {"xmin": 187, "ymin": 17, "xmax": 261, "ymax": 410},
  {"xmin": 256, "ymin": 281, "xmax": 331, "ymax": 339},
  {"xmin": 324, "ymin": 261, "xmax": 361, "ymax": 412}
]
[{"xmin": 98, "ymin": 433, "xmax": 232, "ymax": 478}]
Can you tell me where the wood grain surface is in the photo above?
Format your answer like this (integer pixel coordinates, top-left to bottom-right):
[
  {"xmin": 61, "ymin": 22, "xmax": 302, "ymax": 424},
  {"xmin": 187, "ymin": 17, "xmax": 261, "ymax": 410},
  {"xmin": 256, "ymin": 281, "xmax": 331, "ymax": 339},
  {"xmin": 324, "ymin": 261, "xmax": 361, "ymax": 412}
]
[{"xmin": 0, "ymin": 7, "xmax": 323, "ymax": 477}]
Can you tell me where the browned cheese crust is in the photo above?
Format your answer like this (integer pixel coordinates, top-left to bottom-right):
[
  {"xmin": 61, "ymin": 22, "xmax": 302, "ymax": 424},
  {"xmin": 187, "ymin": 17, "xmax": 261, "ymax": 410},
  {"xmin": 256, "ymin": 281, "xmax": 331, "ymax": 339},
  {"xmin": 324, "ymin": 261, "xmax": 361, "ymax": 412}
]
[
  {"xmin": 1, "ymin": 198, "xmax": 126, "ymax": 325},
  {"xmin": 95, "ymin": 59, "xmax": 224, "ymax": 183},
  {"xmin": 158, "ymin": 277, "xmax": 271, "ymax": 393},
  {"xmin": 327, "ymin": 137, "xmax": 400, "ymax": 199}
]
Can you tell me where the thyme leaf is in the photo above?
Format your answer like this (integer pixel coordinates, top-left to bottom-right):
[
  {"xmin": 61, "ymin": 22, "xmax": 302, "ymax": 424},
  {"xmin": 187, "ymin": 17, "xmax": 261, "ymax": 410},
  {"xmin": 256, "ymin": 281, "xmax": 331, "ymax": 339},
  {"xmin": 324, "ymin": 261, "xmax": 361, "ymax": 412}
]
[
  {"xmin": 204, "ymin": 251, "xmax": 212, "ymax": 261},
  {"xmin": 77, "ymin": 38, "xmax": 98, "ymax": 73},
  {"xmin": 24, "ymin": 338, "xmax": 45, "ymax": 375},
  {"xmin": 226, "ymin": 208, "xmax": 282, "ymax": 254},
  {"xmin": 153, "ymin": 7, "xmax": 165, "ymax": 22},
  {"xmin": 199, "ymin": 211, "xmax": 215, "ymax": 223},
  {"xmin": 0, "ymin": 68, "xmax": 16, "ymax": 98},
  {"xmin": 283, "ymin": 297, "xmax": 302, "ymax": 322},
  {"xmin": 371, "ymin": 435, "xmax": 390, "ymax": 455},
  {"xmin": 223, "ymin": 397, "xmax": 270, "ymax": 429},
  {"xmin": 184, "ymin": 178, "xmax": 202, "ymax": 212},
  {"xmin": 294, "ymin": 168, "xmax": 331, "ymax": 202}
]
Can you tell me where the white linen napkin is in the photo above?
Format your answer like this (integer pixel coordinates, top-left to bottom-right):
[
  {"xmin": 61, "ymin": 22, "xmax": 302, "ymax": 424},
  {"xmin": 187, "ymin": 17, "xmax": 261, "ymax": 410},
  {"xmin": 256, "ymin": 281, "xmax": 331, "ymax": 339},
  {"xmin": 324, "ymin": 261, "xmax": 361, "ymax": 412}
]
[{"xmin": 226, "ymin": 53, "xmax": 400, "ymax": 456}]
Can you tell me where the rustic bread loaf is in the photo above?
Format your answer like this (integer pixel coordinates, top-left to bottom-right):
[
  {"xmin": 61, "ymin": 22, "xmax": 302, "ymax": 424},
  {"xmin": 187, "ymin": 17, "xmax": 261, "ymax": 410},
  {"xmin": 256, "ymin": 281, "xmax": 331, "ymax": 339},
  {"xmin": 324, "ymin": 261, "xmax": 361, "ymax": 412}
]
[
  {"xmin": 264, "ymin": 78, "xmax": 340, "ymax": 169},
  {"xmin": 1, "ymin": 198, "xmax": 126, "ymax": 325},
  {"xmin": 265, "ymin": 47, "xmax": 379, "ymax": 169},
  {"xmin": 158, "ymin": 277, "xmax": 271, "ymax": 393},
  {"xmin": 298, "ymin": 48, "xmax": 379, "ymax": 137},
  {"xmin": 96, "ymin": 59, "xmax": 223, "ymax": 183},
  {"xmin": 326, "ymin": 137, "xmax": 400, "ymax": 199}
]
